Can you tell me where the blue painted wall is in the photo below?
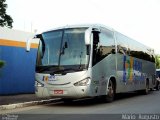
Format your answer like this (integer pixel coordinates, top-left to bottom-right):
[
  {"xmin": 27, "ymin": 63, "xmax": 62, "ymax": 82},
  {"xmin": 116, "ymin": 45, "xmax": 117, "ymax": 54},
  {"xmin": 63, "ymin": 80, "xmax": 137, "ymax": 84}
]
[{"xmin": 0, "ymin": 46, "xmax": 37, "ymax": 95}]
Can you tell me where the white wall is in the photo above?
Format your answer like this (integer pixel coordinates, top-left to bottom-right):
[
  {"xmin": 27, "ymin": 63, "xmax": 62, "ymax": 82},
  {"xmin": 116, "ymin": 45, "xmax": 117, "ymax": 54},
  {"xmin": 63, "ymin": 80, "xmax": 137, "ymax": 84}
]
[{"xmin": 0, "ymin": 27, "xmax": 38, "ymax": 44}]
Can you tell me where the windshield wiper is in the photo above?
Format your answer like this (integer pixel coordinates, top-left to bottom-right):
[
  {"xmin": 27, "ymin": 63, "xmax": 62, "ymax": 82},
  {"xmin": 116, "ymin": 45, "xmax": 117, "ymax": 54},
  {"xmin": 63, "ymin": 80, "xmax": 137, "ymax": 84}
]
[
  {"xmin": 50, "ymin": 68, "xmax": 78, "ymax": 75},
  {"xmin": 79, "ymin": 52, "xmax": 83, "ymax": 69},
  {"xmin": 36, "ymin": 65, "xmax": 58, "ymax": 73},
  {"xmin": 60, "ymin": 42, "xmax": 68, "ymax": 55}
]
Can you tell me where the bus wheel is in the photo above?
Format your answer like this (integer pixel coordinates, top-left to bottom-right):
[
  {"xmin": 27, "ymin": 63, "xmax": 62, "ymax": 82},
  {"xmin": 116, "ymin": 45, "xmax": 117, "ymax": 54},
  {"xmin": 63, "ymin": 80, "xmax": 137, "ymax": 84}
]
[
  {"xmin": 141, "ymin": 80, "xmax": 149, "ymax": 95},
  {"xmin": 105, "ymin": 80, "xmax": 115, "ymax": 102}
]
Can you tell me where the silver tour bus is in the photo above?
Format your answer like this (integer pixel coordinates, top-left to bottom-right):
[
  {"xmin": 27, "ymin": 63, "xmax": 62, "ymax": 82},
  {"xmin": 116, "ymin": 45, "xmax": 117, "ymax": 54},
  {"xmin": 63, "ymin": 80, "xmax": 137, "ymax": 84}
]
[{"xmin": 26, "ymin": 24, "xmax": 156, "ymax": 102}]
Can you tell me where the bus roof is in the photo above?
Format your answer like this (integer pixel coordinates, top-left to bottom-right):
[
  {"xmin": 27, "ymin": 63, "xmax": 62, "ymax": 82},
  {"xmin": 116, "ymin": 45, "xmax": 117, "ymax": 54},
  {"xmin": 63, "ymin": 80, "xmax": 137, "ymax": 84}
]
[
  {"xmin": 41, "ymin": 24, "xmax": 154, "ymax": 55},
  {"xmin": 43, "ymin": 24, "xmax": 114, "ymax": 33}
]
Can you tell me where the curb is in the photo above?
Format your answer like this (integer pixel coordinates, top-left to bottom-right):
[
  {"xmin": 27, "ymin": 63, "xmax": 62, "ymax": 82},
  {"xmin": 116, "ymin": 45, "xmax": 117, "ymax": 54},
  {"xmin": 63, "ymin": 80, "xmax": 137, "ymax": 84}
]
[{"xmin": 0, "ymin": 98, "xmax": 60, "ymax": 110}]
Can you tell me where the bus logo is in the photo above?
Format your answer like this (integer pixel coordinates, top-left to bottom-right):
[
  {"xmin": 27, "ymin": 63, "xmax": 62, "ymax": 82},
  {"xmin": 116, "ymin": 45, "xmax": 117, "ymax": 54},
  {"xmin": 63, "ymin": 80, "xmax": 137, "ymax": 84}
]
[
  {"xmin": 43, "ymin": 76, "xmax": 48, "ymax": 82},
  {"xmin": 43, "ymin": 75, "xmax": 56, "ymax": 82}
]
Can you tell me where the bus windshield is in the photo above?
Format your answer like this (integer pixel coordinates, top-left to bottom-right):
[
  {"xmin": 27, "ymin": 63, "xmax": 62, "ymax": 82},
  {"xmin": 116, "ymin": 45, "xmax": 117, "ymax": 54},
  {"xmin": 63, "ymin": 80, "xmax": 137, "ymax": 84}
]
[{"xmin": 36, "ymin": 28, "xmax": 89, "ymax": 73}]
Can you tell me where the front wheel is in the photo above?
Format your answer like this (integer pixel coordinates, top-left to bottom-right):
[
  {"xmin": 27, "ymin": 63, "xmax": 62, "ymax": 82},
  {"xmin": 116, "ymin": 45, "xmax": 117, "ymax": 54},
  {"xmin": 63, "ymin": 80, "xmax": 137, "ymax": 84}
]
[{"xmin": 103, "ymin": 80, "xmax": 115, "ymax": 102}]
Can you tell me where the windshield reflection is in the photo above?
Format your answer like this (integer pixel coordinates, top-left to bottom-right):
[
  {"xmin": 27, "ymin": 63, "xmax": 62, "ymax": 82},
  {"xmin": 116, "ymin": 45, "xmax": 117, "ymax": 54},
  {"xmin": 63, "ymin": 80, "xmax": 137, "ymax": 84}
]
[{"xmin": 36, "ymin": 28, "xmax": 89, "ymax": 73}]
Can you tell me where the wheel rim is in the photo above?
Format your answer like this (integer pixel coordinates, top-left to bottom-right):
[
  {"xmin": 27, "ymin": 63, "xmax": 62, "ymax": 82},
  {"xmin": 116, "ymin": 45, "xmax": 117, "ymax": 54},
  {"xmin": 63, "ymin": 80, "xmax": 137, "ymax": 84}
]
[{"xmin": 108, "ymin": 81, "xmax": 114, "ymax": 98}]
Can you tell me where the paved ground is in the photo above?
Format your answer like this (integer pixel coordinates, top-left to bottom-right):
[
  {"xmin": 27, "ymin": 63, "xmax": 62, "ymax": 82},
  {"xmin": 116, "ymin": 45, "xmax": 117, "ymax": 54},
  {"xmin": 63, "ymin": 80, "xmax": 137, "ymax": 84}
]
[
  {"xmin": 0, "ymin": 94, "xmax": 51, "ymax": 105},
  {"xmin": 1, "ymin": 91, "xmax": 160, "ymax": 120},
  {"xmin": 2, "ymin": 91, "xmax": 160, "ymax": 114},
  {"xmin": 0, "ymin": 93, "xmax": 60, "ymax": 111}
]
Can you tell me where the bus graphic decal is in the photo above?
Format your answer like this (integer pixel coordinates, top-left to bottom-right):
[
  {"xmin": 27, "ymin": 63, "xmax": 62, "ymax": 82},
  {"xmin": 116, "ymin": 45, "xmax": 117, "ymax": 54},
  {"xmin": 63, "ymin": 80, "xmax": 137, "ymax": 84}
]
[
  {"xmin": 123, "ymin": 56, "xmax": 134, "ymax": 82},
  {"xmin": 123, "ymin": 55, "xmax": 143, "ymax": 83}
]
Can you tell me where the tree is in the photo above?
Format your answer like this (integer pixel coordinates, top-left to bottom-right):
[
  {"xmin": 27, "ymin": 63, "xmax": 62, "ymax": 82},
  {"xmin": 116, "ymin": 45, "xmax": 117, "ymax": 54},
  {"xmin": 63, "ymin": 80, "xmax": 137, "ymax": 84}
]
[
  {"xmin": 0, "ymin": 0, "xmax": 13, "ymax": 28},
  {"xmin": 0, "ymin": 60, "xmax": 5, "ymax": 68},
  {"xmin": 155, "ymin": 54, "xmax": 160, "ymax": 69}
]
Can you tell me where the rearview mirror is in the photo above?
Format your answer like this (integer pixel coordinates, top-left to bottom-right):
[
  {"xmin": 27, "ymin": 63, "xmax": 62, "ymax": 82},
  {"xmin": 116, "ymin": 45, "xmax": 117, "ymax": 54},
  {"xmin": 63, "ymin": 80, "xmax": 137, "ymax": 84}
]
[
  {"xmin": 26, "ymin": 39, "xmax": 31, "ymax": 52},
  {"xmin": 85, "ymin": 28, "xmax": 92, "ymax": 45},
  {"xmin": 26, "ymin": 37, "xmax": 40, "ymax": 52}
]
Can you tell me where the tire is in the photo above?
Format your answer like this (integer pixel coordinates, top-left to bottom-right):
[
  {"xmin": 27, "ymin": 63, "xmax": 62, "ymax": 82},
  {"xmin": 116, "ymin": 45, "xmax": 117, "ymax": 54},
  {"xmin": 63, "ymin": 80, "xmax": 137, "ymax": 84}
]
[
  {"xmin": 104, "ymin": 80, "xmax": 115, "ymax": 102},
  {"xmin": 141, "ymin": 80, "xmax": 149, "ymax": 95}
]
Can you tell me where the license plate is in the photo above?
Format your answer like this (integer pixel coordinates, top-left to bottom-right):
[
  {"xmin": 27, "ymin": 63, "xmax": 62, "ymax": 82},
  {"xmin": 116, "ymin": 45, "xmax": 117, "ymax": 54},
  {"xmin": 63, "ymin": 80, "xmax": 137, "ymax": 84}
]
[{"xmin": 54, "ymin": 90, "xmax": 63, "ymax": 94}]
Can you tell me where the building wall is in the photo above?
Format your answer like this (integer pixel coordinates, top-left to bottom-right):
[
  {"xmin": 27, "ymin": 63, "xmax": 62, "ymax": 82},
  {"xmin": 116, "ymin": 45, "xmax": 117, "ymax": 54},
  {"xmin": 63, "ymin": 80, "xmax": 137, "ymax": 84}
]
[{"xmin": 0, "ymin": 27, "xmax": 39, "ymax": 95}]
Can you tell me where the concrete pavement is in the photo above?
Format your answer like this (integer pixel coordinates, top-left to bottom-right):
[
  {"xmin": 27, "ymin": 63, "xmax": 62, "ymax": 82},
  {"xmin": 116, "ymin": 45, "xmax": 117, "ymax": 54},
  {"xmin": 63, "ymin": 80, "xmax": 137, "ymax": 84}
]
[{"xmin": 0, "ymin": 94, "xmax": 60, "ymax": 111}]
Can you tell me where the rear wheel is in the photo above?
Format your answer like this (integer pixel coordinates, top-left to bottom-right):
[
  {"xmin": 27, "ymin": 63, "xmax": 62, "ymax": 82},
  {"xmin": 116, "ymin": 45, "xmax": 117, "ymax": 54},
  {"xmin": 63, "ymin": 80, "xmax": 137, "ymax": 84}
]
[
  {"xmin": 139, "ymin": 80, "xmax": 149, "ymax": 95},
  {"xmin": 144, "ymin": 80, "xmax": 149, "ymax": 94}
]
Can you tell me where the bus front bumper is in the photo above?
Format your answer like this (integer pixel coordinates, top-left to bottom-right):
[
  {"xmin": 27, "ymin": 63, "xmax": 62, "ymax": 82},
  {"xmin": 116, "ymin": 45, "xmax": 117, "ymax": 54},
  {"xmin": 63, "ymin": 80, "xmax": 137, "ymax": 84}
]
[{"xmin": 35, "ymin": 85, "xmax": 91, "ymax": 99}]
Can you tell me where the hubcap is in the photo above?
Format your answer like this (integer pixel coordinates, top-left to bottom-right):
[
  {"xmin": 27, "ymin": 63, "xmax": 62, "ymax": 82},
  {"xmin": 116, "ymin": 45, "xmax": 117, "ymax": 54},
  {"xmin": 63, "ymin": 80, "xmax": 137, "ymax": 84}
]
[{"xmin": 108, "ymin": 81, "xmax": 114, "ymax": 97}]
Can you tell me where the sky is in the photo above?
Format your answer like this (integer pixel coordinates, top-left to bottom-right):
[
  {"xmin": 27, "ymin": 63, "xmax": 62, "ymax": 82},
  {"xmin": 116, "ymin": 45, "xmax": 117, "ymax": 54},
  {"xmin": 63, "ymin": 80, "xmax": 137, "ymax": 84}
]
[{"xmin": 6, "ymin": 0, "xmax": 160, "ymax": 54}]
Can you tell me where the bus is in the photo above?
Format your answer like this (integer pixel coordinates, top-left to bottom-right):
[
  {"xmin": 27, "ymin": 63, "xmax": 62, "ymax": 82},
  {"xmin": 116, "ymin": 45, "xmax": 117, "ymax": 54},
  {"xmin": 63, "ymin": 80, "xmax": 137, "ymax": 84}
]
[{"xmin": 26, "ymin": 24, "xmax": 156, "ymax": 102}]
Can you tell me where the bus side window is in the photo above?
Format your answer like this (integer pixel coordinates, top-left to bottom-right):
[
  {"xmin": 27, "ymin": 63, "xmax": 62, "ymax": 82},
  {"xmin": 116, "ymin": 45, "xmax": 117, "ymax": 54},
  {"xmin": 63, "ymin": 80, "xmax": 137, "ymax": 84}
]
[
  {"xmin": 117, "ymin": 45, "xmax": 126, "ymax": 55},
  {"xmin": 128, "ymin": 48, "xmax": 130, "ymax": 55},
  {"xmin": 92, "ymin": 29, "xmax": 115, "ymax": 66},
  {"xmin": 92, "ymin": 32, "xmax": 100, "ymax": 66}
]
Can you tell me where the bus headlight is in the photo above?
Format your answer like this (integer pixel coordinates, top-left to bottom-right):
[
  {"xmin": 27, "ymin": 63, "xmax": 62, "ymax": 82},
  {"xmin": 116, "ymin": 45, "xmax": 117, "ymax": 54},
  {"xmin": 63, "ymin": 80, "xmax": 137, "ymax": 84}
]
[
  {"xmin": 74, "ymin": 77, "xmax": 90, "ymax": 86},
  {"xmin": 35, "ymin": 80, "xmax": 44, "ymax": 87}
]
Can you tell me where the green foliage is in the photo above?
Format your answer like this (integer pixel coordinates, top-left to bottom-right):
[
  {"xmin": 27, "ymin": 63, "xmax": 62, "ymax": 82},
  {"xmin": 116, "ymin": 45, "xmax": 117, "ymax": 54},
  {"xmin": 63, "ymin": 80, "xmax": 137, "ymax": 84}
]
[
  {"xmin": 155, "ymin": 54, "xmax": 160, "ymax": 69},
  {"xmin": 0, "ymin": 60, "xmax": 5, "ymax": 68},
  {"xmin": 0, "ymin": 0, "xmax": 13, "ymax": 28}
]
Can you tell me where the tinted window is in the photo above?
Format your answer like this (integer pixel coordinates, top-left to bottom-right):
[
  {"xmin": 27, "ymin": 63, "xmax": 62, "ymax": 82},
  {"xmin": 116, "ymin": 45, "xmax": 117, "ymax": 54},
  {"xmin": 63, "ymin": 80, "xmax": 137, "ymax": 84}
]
[
  {"xmin": 92, "ymin": 28, "xmax": 115, "ymax": 66},
  {"xmin": 116, "ymin": 32, "xmax": 155, "ymax": 63}
]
